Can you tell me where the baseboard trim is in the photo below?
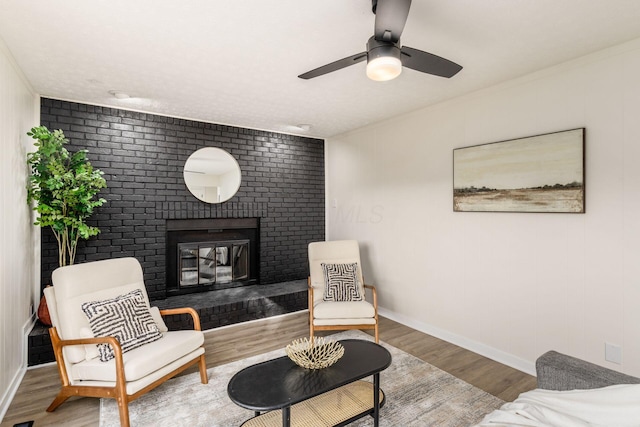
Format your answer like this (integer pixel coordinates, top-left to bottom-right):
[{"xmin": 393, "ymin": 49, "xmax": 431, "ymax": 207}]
[
  {"xmin": 0, "ymin": 365, "xmax": 26, "ymax": 423},
  {"xmin": 0, "ymin": 317, "xmax": 35, "ymax": 422},
  {"xmin": 378, "ymin": 306, "xmax": 536, "ymax": 376}
]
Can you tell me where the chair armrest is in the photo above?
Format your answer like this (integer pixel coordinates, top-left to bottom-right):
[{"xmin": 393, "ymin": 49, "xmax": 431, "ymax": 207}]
[
  {"xmin": 49, "ymin": 327, "xmax": 125, "ymax": 387},
  {"xmin": 536, "ymin": 350, "xmax": 640, "ymax": 390},
  {"xmin": 307, "ymin": 277, "xmax": 314, "ymax": 317},
  {"xmin": 363, "ymin": 284, "xmax": 378, "ymax": 310},
  {"xmin": 160, "ymin": 307, "xmax": 202, "ymax": 331},
  {"xmin": 58, "ymin": 335, "xmax": 122, "ymax": 349}
]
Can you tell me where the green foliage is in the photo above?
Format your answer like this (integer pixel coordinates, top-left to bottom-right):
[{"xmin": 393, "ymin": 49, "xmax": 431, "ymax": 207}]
[{"xmin": 26, "ymin": 126, "xmax": 107, "ymax": 266}]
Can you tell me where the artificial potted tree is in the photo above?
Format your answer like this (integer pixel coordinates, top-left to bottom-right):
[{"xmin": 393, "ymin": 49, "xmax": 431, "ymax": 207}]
[{"xmin": 26, "ymin": 125, "xmax": 107, "ymax": 323}]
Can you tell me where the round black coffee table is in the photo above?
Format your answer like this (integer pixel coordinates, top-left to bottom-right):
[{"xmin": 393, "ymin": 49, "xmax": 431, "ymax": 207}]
[{"xmin": 228, "ymin": 339, "xmax": 392, "ymax": 426}]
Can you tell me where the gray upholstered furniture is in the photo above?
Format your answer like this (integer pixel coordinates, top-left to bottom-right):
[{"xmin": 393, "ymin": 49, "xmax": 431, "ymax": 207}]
[
  {"xmin": 476, "ymin": 351, "xmax": 640, "ymax": 426},
  {"xmin": 536, "ymin": 350, "xmax": 640, "ymax": 390},
  {"xmin": 44, "ymin": 257, "xmax": 208, "ymax": 427}
]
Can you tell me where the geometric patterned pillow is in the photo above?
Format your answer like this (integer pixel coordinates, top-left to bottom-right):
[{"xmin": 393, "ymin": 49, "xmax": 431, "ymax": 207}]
[
  {"xmin": 321, "ymin": 262, "xmax": 363, "ymax": 302},
  {"xmin": 81, "ymin": 289, "xmax": 163, "ymax": 362}
]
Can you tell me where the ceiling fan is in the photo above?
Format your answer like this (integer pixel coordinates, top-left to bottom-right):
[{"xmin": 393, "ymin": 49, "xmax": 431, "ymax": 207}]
[{"xmin": 298, "ymin": 0, "xmax": 462, "ymax": 82}]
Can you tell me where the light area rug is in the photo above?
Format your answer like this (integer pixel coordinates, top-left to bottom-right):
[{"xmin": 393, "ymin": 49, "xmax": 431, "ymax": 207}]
[{"xmin": 100, "ymin": 330, "xmax": 504, "ymax": 426}]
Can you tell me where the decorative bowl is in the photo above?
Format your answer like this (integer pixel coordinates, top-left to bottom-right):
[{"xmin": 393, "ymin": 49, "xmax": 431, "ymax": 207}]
[{"xmin": 285, "ymin": 337, "xmax": 345, "ymax": 369}]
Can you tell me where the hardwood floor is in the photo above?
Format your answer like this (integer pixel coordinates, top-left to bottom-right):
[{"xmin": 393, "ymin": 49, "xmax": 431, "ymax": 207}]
[{"xmin": 1, "ymin": 313, "xmax": 536, "ymax": 426}]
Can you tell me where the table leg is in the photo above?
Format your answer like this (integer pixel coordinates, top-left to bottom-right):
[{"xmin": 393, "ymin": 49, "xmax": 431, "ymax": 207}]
[
  {"xmin": 373, "ymin": 373, "xmax": 380, "ymax": 427},
  {"xmin": 282, "ymin": 405, "xmax": 291, "ymax": 427}
]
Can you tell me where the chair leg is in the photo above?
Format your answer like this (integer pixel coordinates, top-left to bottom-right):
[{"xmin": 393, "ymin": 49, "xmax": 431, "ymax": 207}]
[
  {"xmin": 46, "ymin": 390, "xmax": 71, "ymax": 412},
  {"xmin": 374, "ymin": 324, "xmax": 379, "ymax": 343},
  {"xmin": 114, "ymin": 366, "xmax": 131, "ymax": 427},
  {"xmin": 198, "ymin": 354, "xmax": 209, "ymax": 384},
  {"xmin": 117, "ymin": 395, "xmax": 130, "ymax": 427}
]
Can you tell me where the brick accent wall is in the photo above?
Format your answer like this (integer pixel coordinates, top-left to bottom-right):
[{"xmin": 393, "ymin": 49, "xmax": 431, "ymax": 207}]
[{"xmin": 39, "ymin": 98, "xmax": 325, "ymax": 300}]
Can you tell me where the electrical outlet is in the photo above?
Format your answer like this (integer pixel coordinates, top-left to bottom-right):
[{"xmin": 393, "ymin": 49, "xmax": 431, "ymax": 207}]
[{"xmin": 605, "ymin": 342, "xmax": 622, "ymax": 364}]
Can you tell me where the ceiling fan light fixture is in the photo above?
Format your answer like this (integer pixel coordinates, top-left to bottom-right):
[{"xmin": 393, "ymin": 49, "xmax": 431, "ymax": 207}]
[
  {"xmin": 366, "ymin": 37, "xmax": 402, "ymax": 82},
  {"xmin": 366, "ymin": 55, "xmax": 402, "ymax": 81}
]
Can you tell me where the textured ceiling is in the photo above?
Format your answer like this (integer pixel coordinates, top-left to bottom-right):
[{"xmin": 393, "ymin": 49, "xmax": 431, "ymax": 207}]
[{"xmin": 2, "ymin": 0, "xmax": 640, "ymax": 138}]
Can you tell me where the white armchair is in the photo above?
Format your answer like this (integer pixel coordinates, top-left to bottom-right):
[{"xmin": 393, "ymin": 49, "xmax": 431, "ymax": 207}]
[
  {"xmin": 308, "ymin": 240, "xmax": 379, "ymax": 342},
  {"xmin": 44, "ymin": 257, "xmax": 208, "ymax": 427}
]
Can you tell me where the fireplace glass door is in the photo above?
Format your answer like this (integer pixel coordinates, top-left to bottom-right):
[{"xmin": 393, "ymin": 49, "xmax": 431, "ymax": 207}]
[{"xmin": 178, "ymin": 240, "xmax": 249, "ymax": 288}]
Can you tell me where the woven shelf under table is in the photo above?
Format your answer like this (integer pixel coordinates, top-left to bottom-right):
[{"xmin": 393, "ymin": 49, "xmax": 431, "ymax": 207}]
[{"xmin": 240, "ymin": 380, "xmax": 384, "ymax": 427}]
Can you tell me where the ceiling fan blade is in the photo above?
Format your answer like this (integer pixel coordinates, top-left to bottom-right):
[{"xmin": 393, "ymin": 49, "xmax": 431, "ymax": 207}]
[
  {"xmin": 374, "ymin": 0, "xmax": 412, "ymax": 43},
  {"xmin": 298, "ymin": 52, "xmax": 367, "ymax": 79},
  {"xmin": 400, "ymin": 46, "xmax": 463, "ymax": 78}
]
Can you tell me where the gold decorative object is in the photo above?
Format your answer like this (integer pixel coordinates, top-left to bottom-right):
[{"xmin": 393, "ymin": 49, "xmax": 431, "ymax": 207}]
[{"xmin": 286, "ymin": 337, "xmax": 345, "ymax": 369}]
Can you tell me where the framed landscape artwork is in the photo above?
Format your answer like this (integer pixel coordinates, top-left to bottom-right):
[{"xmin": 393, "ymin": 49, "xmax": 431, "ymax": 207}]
[{"xmin": 453, "ymin": 128, "xmax": 585, "ymax": 213}]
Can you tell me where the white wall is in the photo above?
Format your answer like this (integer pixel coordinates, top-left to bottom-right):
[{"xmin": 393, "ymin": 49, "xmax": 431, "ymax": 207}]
[
  {"xmin": 326, "ymin": 37, "xmax": 640, "ymax": 376},
  {"xmin": 0, "ymin": 38, "xmax": 39, "ymax": 420}
]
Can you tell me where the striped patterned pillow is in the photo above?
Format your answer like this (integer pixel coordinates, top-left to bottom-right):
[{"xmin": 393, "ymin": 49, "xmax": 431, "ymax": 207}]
[
  {"xmin": 82, "ymin": 289, "xmax": 163, "ymax": 362},
  {"xmin": 321, "ymin": 262, "xmax": 363, "ymax": 302}
]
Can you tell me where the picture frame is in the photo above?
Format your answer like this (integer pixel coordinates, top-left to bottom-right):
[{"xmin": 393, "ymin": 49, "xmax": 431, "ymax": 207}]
[{"xmin": 453, "ymin": 128, "xmax": 585, "ymax": 213}]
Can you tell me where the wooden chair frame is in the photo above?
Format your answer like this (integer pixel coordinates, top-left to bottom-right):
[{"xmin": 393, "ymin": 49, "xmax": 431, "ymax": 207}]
[
  {"xmin": 46, "ymin": 307, "xmax": 208, "ymax": 427},
  {"xmin": 308, "ymin": 277, "xmax": 379, "ymax": 343}
]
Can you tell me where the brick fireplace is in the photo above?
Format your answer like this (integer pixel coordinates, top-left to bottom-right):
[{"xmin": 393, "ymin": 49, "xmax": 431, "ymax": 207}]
[
  {"xmin": 30, "ymin": 99, "xmax": 324, "ymax": 365},
  {"xmin": 39, "ymin": 98, "xmax": 325, "ymax": 300}
]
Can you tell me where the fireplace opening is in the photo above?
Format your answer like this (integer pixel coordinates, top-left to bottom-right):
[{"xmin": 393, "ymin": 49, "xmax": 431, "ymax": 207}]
[
  {"xmin": 178, "ymin": 240, "xmax": 249, "ymax": 287},
  {"xmin": 166, "ymin": 218, "xmax": 259, "ymax": 296}
]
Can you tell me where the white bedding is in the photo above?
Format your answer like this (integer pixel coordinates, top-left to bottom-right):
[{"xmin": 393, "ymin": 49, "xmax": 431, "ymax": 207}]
[{"xmin": 474, "ymin": 384, "xmax": 640, "ymax": 427}]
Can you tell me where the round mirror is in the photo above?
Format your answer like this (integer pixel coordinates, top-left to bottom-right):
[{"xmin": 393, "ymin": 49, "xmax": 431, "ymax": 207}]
[{"xmin": 183, "ymin": 147, "xmax": 241, "ymax": 203}]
